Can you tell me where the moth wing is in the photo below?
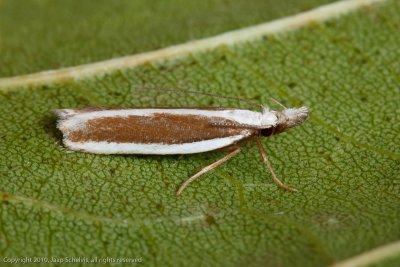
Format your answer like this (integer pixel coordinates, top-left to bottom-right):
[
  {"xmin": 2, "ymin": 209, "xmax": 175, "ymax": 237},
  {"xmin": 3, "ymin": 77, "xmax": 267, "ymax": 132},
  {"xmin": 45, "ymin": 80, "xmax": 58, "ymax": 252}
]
[
  {"xmin": 53, "ymin": 107, "xmax": 108, "ymax": 119},
  {"xmin": 53, "ymin": 109, "xmax": 77, "ymax": 119},
  {"xmin": 54, "ymin": 107, "xmax": 259, "ymax": 155},
  {"xmin": 62, "ymin": 132, "xmax": 250, "ymax": 155}
]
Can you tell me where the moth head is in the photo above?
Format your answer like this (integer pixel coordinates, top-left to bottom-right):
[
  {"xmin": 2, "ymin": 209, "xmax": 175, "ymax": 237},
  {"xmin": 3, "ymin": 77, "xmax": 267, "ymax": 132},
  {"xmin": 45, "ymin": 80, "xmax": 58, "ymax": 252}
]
[
  {"xmin": 261, "ymin": 107, "xmax": 309, "ymax": 136},
  {"xmin": 281, "ymin": 107, "xmax": 309, "ymax": 128}
]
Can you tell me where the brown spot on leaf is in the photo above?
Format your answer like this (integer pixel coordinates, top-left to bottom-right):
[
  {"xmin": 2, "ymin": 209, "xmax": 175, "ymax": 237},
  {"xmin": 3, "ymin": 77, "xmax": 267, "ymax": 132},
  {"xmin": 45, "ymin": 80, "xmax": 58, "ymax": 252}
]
[{"xmin": 204, "ymin": 213, "xmax": 216, "ymax": 226}]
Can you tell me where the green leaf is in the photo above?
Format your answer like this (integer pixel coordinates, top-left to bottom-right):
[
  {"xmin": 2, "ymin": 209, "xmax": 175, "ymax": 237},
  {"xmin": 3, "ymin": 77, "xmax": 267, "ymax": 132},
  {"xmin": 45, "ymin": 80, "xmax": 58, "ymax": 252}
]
[
  {"xmin": 0, "ymin": 0, "xmax": 337, "ymax": 77},
  {"xmin": 1, "ymin": 0, "xmax": 399, "ymax": 267}
]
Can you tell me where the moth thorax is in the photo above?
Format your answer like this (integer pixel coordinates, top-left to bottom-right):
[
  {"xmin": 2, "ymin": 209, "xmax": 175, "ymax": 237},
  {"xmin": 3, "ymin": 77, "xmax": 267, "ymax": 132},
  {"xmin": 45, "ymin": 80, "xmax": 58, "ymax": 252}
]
[{"xmin": 261, "ymin": 107, "xmax": 309, "ymax": 136}]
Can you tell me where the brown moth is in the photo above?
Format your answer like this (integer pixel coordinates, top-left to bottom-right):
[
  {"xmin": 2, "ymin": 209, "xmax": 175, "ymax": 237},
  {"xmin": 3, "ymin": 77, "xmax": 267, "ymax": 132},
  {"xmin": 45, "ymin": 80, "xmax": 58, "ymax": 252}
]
[{"xmin": 55, "ymin": 104, "xmax": 309, "ymax": 195}]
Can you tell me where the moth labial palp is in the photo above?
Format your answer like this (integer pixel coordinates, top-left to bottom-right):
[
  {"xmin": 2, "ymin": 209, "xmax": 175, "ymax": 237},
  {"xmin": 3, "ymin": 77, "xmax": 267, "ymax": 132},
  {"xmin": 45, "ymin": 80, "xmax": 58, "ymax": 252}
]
[{"xmin": 54, "ymin": 105, "xmax": 309, "ymax": 196}]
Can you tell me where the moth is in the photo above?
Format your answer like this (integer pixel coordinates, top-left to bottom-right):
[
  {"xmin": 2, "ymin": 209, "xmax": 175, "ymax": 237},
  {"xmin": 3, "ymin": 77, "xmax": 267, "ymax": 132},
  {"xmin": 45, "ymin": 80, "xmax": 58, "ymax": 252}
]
[{"xmin": 55, "ymin": 102, "xmax": 308, "ymax": 195}]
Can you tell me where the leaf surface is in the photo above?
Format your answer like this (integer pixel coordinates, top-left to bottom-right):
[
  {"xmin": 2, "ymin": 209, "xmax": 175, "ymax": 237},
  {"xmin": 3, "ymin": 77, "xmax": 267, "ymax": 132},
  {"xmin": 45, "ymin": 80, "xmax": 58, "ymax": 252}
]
[
  {"xmin": 0, "ymin": 1, "xmax": 399, "ymax": 266},
  {"xmin": 0, "ymin": 0, "xmax": 336, "ymax": 77}
]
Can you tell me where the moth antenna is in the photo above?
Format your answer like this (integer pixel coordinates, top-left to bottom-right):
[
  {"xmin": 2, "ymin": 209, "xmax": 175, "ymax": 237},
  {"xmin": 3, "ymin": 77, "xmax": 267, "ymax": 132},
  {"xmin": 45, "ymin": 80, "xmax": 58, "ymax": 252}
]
[
  {"xmin": 270, "ymin": 97, "xmax": 287, "ymax": 109},
  {"xmin": 133, "ymin": 84, "xmax": 264, "ymax": 110}
]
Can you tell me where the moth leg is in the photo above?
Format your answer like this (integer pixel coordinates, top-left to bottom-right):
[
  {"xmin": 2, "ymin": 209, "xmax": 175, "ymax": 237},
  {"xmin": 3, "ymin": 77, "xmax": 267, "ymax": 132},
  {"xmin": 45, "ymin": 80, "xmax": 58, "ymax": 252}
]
[
  {"xmin": 176, "ymin": 147, "xmax": 241, "ymax": 196},
  {"xmin": 256, "ymin": 138, "xmax": 298, "ymax": 192}
]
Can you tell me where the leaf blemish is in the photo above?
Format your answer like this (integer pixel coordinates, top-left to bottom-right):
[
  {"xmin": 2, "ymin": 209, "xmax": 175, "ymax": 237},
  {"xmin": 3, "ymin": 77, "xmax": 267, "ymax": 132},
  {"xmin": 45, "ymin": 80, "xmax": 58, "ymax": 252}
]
[
  {"xmin": 155, "ymin": 202, "xmax": 164, "ymax": 211},
  {"xmin": 204, "ymin": 213, "xmax": 216, "ymax": 226},
  {"xmin": 287, "ymin": 82, "xmax": 297, "ymax": 89},
  {"xmin": 1, "ymin": 193, "xmax": 11, "ymax": 201}
]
